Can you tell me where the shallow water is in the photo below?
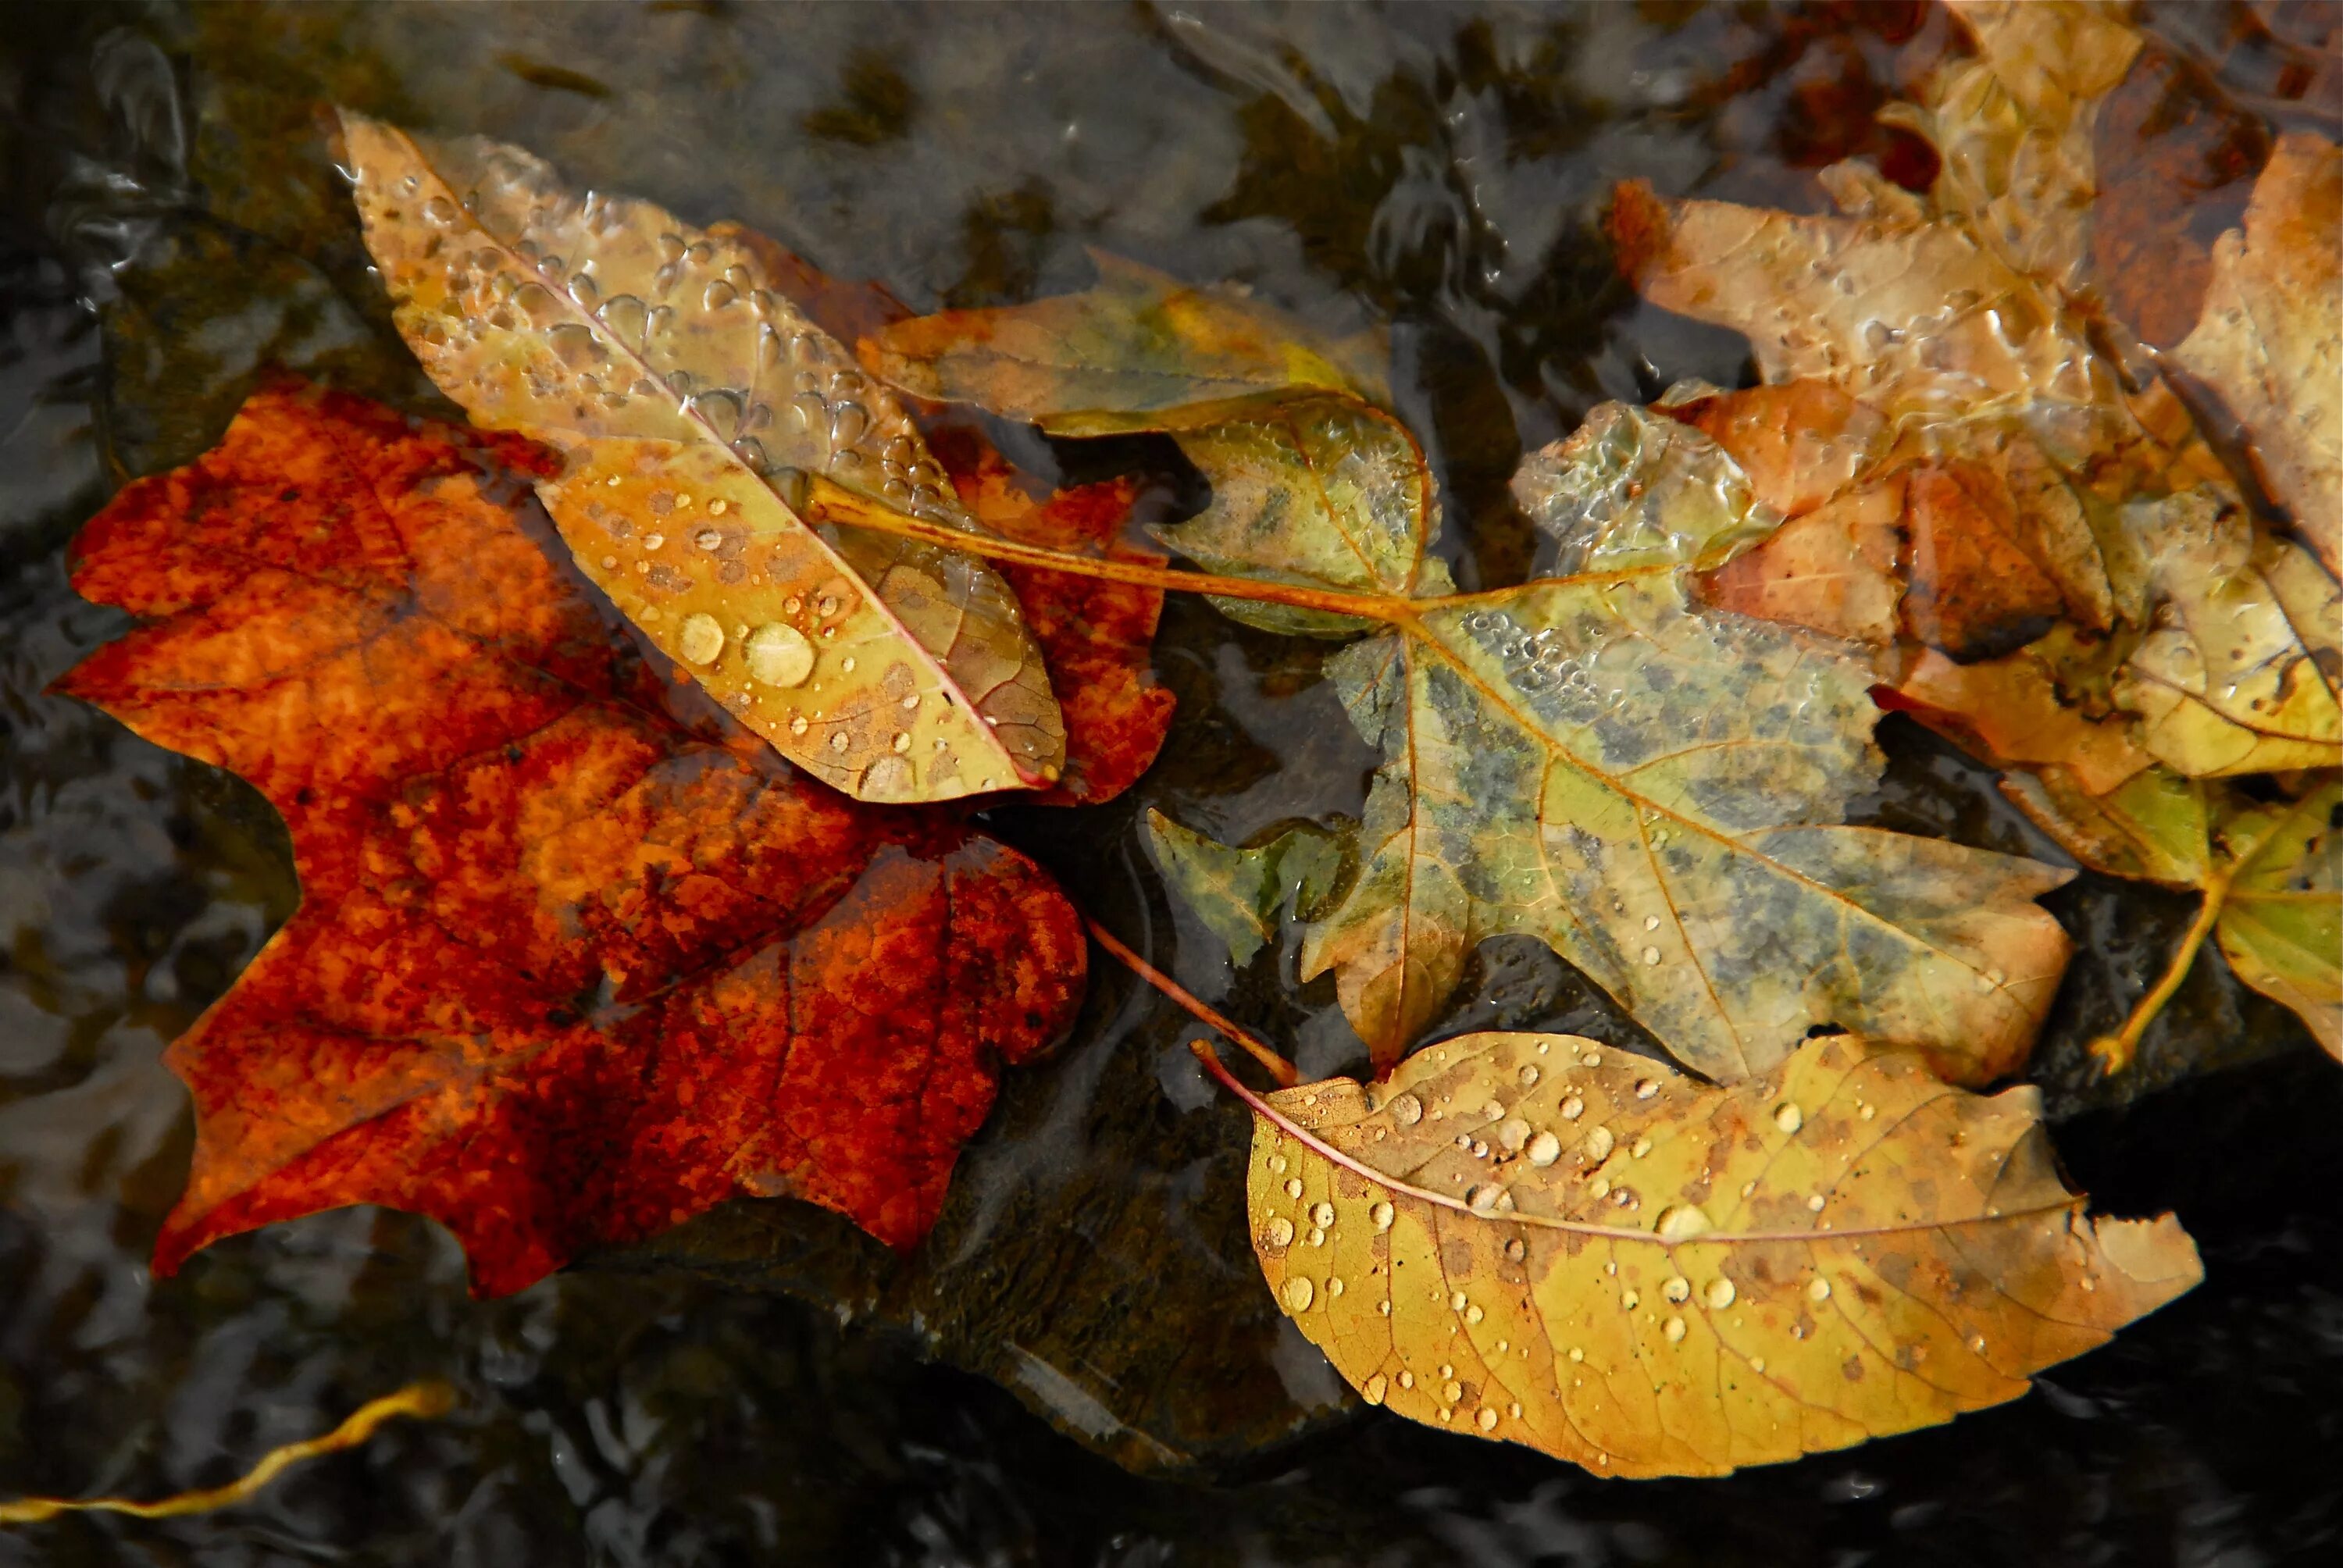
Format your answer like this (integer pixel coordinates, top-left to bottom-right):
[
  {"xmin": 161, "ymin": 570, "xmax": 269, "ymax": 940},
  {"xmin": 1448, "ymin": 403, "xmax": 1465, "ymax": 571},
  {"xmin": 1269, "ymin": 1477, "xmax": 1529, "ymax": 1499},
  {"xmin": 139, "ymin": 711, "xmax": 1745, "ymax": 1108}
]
[{"xmin": 2, "ymin": 2, "xmax": 2339, "ymax": 1563}]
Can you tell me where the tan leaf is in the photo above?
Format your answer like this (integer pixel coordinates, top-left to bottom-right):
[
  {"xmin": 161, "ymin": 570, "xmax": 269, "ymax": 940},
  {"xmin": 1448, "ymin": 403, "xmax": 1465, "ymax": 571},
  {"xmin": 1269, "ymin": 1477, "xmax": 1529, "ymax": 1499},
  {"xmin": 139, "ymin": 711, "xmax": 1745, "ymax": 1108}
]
[
  {"xmin": 337, "ymin": 111, "xmax": 1064, "ymax": 802},
  {"xmin": 1698, "ymin": 478, "xmax": 1905, "ymax": 647},
  {"xmin": 2173, "ymin": 131, "xmax": 2343, "ymax": 578},
  {"xmin": 1885, "ymin": 637, "xmax": 2155, "ymax": 798},
  {"xmin": 2002, "ymin": 769, "xmax": 2341, "ymax": 1064},
  {"xmin": 861, "ymin": 251, "xmax": 1385, "ymax": 430},
  {"xmin": 1659, "ymin": 381, "xmax": 1886, "ymax": 519},
  {"xmin": 2115, "ymin": 491, "xmax": 2342, "ymax": 777},
  {"xmin": 1237, "ymin": 1030, "xmax": 2200, "ymax": 1477},
  {"xmin": 1887, "ymin": 0, "xmax": 2145, "ymax": 294}
]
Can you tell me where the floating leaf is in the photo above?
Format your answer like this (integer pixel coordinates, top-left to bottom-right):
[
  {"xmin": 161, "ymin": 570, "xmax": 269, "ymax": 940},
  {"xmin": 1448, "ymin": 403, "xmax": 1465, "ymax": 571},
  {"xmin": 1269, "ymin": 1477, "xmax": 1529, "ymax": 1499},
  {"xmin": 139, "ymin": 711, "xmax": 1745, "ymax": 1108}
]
[
  {"xmin": 1885, "ymin": 0, "xmax": 2145, "ymax": 294},
  {"xmin": 861, "ymin": 251, "xmax": 1385, "ymax": 430},
  {"xmin": 2113, "ymin": 491, "xmax": 2341, "ymax": 777},
  {"xmin": 1147, "ymin": 392, "xmax": 1448, "ymax": 637},
  {"xmin": 1143, "ymin": 810, "xmax": 1348, "ymax": 969},
  {"xmin": 2002, "ymin": 768, "xmax": 2341, "ymax": 1064},
  {"xmin": 337, "ymin": 111, "xmax": 1065, "ymax": 802},
  {"xmin": 58, "ymin": 383, "xmax": 1085, "ymax": 1295},
  {"xmin": 1232, "ymin": 1029, "xmax": 2200, "ymax": 1477},
  {"xmin": 2173, "ymin": 131, "xmax": 2342, "ymax": 578}
]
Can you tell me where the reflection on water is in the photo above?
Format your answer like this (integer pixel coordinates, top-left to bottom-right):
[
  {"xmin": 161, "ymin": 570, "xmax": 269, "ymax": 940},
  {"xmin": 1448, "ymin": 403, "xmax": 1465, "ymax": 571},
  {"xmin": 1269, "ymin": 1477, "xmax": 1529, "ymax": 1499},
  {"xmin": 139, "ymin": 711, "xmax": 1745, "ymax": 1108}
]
[{"xmin": 1, "ymin": 2, "xmax": 2338, "ymax": 1563}]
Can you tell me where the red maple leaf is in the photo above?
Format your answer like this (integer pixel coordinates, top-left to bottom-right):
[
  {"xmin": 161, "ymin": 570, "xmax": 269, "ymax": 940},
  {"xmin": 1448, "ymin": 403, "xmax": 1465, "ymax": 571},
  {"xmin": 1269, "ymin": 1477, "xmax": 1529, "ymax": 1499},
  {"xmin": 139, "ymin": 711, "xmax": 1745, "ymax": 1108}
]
[{"xmin": 59, "ymin": 382, "xmax": 1086, "ymax": 1296}]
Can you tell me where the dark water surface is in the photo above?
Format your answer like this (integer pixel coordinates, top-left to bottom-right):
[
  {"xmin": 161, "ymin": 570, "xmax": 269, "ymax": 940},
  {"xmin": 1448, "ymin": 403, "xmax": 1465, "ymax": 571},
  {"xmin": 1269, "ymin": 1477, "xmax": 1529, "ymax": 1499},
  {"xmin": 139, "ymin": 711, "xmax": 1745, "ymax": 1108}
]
[{"xmin": 2, "ymin": 3, "xmax": 2339, "ymax": 1563}]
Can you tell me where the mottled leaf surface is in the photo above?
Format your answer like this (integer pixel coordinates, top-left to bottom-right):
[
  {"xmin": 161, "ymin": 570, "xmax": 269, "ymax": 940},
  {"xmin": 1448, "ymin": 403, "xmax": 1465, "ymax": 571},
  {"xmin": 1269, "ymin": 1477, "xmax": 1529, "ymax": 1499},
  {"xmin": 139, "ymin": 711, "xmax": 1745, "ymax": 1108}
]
[
  {"xmin": 58, "ymin": 384, "xmax": 1086, "ymax": 1295},
  {"xmin": 339, "ymin": 111, "xmax": 1065, "ymax": 801},
  {"xmin": 1243, "ymin": 1030, "xmax": 2200, "ymax": 1477},
  {"xmin": 1144, "ymin": 810, "xmax": 1348, "ymax": 969}
]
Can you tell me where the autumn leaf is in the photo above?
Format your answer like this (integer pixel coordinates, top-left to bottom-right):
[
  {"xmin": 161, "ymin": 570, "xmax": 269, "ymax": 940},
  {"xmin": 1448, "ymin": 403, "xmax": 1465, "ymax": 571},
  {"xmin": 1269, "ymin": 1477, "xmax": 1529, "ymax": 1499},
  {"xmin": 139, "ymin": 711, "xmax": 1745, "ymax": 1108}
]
[
  {"xmin": 1511, "ymin": 402, "xmax": 1781, "ymax": 576},
  {"xmin": 337, "ymin": 111, "xmax": 1066, "ymax": 803},
  {"xmin": 2112, "ymin": 490, "xmax": 2341, "ymax": 778},
  {"xmin": 861, "ymin": 251, "xmax": 1386, "ymax": 431},
  {"xmin": 2001, "ymin": 767, "xmax": 2341, "ymax": 1066},
  {"xmin": 1143, "ymin": 810, "xmax": 1347, "ymax": 969},
  {"xmin": 1879, "ymin": 633, "xmax": 2154, "ymax": 797},
  {"xmin": 1216, "ymin": 1028, "xmax": 2199, "ymax": 1477},
  {"xmin": 58, "ymin": 383, "xmax": 1086, "ymax": 1295},
  {"xmin": 2171, "ymin": 131, "xmax": 2342, "ymax": 579}
]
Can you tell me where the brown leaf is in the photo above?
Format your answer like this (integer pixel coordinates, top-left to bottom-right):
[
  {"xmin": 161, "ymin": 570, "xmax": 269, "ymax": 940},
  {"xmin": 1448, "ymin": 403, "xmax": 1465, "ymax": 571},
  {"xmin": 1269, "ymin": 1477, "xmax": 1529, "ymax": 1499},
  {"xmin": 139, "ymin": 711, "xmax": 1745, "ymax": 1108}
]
[
  {"xmin": 1899, "ymin": 460, "xmax": 2069, "ymax": 658},
  {"xmin": 1881, "ymin": 636, "xmax": 2155, "ymax": 796},
  {"xmin": 2172, "ymin": 130, "xmax": 2343, "ymax": 578},
  {"xmin": 58, "ymin": 383, "xmax": 1086, "ymax": 1295}
]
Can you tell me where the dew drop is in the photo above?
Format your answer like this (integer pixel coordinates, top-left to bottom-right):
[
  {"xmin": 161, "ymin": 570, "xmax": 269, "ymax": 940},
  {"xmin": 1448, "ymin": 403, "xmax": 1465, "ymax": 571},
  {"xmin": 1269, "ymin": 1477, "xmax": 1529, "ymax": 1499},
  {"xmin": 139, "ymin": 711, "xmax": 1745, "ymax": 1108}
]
[
  {"xmin": 1283, "ymin": 1277, "xmax": 1315, "ymax": 1312},
  {"xmin": 1371, "ymin": 1201, "xmax": 1395, "ymax": 1231},
  {"xmin": 1705, "ymin": 1278, "xmax": 1736, "ymax": 1310},
  {"xmin": 1664, "ymin": 1276, "xmax": 1691, "ymax": 1303},
  {"xmin": 1655, "ymin": 1203, "xmax": 1714, "ymax": 1239},
  {"xmin": 1584, "ymin": 1126, "xmax": 1615, "ymax": 1161},
  {"xmin": 1362, "ymin": 1373, "xmax": 1387, "ymax": 1406},
  {"xmin": 789, "ymin": 715, "xmax": 809, "ymax": 736},
  {"xmin": 1504, "ymin": 1237, "xmax": 1527, "ymax": 1263},
  {"xmin": 1517, "ymin": 1064, "xmax": 1540, "ymax": 1087},
  {"xmin": 1642, "ymin": 946, "xmax": 1661, "ymax": 966},
  {"xmin": 1635, "ymin": 1078, "xmax": 1658, "ymax": 1099},
  {"xmin": 891, "ymin": 732, "xmax": 911, "ymax": 754},
  {"xmin": 1311, "ymin": 1202, "xmax": 1335, "ymax": 1228},
  {"xmin": 1774, "ymin": 1103, "xmax": 1804, "ymax": 1134},
  {"xmin": 1397, "ymin": 1370, "xmax": 1414, "ymax": 1389},
  {"xmin": 1809, "ymin": 1278, "xmax": 1832, "ymax": 1302},
  {"xmin": 1307, "ymin": 1228, "xmax": 1325, "ymax": 1247},
  {"xmin": 1264, "ymin": 1216, "xmax": 1294, "ymax": 1248},
  {"xmin": 1664, "ymin": 1316, "xmax": 1687, "ymax": 1344},
  {"xmin": 1467, "ymin": 1184, "xmax": 1503, "ymax": 1213},
  {"xmin": 1283, "ymin": 1178, "xmax": 1303, "ymax": 1200},
  {"xmin": 1442, "ymin": 1377, "xmax": 1464, "ymax": 1402},
  {"xmin": 859, "ymin": 754, "xmax": 913, "ymax": 798},
  {"xmin": 1476, "ymin": 1407, "xmax": 1499, "ymax": 1431},
  {"xmin": 1621, "ymin": 1288, "xmax": 1639, "ymax": 1310},
  {"xmin": 745, "ymin": 623, "xmax": 815, "ymax": 687},
  {"xmin": 1389, "ymin": 1092, "xmax": 1424, "ymax": 1126},
  {"xmin": 1526, "ymin": 1131, "xmax": 1561, "ymax": 1167},
  {"xmin": 1560, "ymin": 1096, "xmax": 1585, "ymax": 1121},
  {"xmin": 676, "ymin": 613, "xmax": 726, "ymax": 665},
  {"xmin": 1497, "ymin": 1117, "xmax": 1532, "ymax": 1153},
  {"xmin": 1582, "ymin": 1051, "xmax": 1602, "ymax": 1067},
  {"xmin": 1643, "ymin": 914, "xmax": 1660, "ymax": 931},
  {"xmin": 1327, "ymin": 1277, "xmax": 1344, "ymax": 1298},
  {"xmin": 1589, "ymin": 1178, "xmax": 1610, "ymax": 1199}
]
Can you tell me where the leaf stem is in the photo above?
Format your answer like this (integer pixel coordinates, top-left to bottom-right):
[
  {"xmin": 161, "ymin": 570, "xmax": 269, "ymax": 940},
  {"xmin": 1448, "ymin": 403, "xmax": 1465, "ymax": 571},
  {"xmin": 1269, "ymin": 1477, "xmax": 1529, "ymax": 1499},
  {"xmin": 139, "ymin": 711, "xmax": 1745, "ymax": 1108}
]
[
  {"xmin": 1083, "ymin": 917, "xmax": 1299, "ymax": 1087},
  {"xmin": 2092, "ymin": 866, "xmax": 2233, "ymax": 1075},
  {"xmin": 794, "ymin": 472, "xmax": 1413, "ymax": 625},
  {"xmin": 0, "ymin": 1381, "xmax": 454, "ymax": 1524}
]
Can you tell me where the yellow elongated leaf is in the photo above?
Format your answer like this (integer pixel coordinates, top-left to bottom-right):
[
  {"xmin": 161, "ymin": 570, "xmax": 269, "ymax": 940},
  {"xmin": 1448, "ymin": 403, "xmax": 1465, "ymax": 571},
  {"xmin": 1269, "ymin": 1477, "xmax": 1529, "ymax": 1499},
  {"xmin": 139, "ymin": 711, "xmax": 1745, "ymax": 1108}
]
[
  {"xmin": 338, "ymin": 111, "xmax": 1064, "ymax": 801},
  {"xmin": 863, "ymin": 252, "xmax": 1385, "ymax": 430},
  {"xmin": 2002, "ymin": 768, "xmax": 2341, "ymax": 1064},
  {"xmin": 2173, "ymin": 132, "xmax": 2343, "ymax": 579},
  {"xmin": 1232, "ymin": 1030, "xmax": 2200, "ymax": 1478},
  {"xmin": 2114, "ymin": 491, "xmax": 2341, "ymax": 777}
]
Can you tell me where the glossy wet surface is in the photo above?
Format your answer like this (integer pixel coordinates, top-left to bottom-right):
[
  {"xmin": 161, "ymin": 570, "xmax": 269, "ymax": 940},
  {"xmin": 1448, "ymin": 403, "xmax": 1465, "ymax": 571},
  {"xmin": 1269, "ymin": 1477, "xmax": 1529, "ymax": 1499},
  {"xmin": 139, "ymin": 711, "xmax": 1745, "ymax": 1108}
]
[{"xmin": 1, "ymin": 3, "xmax": 2338, "ymax": 1563}]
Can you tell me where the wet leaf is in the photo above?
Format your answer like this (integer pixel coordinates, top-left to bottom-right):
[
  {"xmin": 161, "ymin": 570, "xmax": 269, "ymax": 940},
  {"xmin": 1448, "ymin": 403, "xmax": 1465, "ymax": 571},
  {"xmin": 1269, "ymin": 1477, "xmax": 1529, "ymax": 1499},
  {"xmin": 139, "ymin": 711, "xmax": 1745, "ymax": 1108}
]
[
  {"xmin": 337, "ymin": 111, "xmax": 1066, "ymax": 802},
  {"xmin": 1881, "ymin": 636, "xmax": 2155, "ymax": 797},
  {"xmin": 1147, "ymin": 392, "xmax": 1450, "ymax": 637},
  {"xmin": 861, "ymin": 251, "xmax": 1385, "ymax": 430},
  {"xmin": 2173, "ymin": 131, "xmax": 2342, "ymax": 578},
  {"xmin": 2113, "ymin": 491, "xmax": 2341, "ymax": 777},
  {"xmin": 926, "ymin": 427, "xmax": 1175, "ymax": 806},
  {"xmin": 1143, "ymin": 810, "xmax": 1348, "ymax": 969},
  {"xmin": 56, "ymin": 383, "xmax": 1086, "ymax": 1295},
  {"xmin": 1510, "ymin": 402, "xmax": 1781, "ymax": 576},
  {"xmin": 1884, "ymin": 0, "xmax": 2145, "ymax": 294},
  {"xmin": 2002, "ymin": 768, "xmax": 2341, "ymax": 1064},
  {"xmin": 1236, "ymin": 1029, "xmax": 2200, "ymax": 1477}
]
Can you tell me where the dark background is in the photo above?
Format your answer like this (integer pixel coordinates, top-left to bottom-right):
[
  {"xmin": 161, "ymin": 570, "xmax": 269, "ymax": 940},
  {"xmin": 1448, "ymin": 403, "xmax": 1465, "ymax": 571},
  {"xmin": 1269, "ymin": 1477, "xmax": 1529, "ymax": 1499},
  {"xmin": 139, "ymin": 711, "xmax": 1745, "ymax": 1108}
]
[{"xmin": 1, "ymin": 3, "xmax": 2338, "ymax": 1563}]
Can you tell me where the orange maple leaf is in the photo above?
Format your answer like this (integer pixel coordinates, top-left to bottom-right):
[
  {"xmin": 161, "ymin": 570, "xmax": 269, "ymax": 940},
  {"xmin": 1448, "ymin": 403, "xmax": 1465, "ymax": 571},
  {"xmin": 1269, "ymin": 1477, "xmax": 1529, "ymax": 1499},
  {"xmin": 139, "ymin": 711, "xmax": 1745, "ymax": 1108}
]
[{"xmin": 59, "ymin": 382, "xmax": 1087, "ymax": 1296}]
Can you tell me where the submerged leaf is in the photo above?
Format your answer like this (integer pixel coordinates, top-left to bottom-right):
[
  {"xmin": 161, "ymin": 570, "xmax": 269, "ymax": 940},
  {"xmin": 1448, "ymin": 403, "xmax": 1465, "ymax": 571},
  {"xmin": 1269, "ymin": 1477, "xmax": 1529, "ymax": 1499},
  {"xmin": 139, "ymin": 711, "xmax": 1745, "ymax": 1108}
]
[
  {"xmin": 1883, "ymin": 636, "xmax": 2154, "ymax": 797},
  {"xmin": 863, "ymin": 251, "xmax": 1385, "ymax": 429},
  {"xmin": 2002, "ymin": 768, "xmax": 2341, "ymax": 1063},
  {"xmin": 2114, "ymin": 492, "xmax": 2341, "ymax": 777},
  {"xmin": 1510, "ymin": 402, "xmax": 1779, "ymax": 576},
  {"xmin": 59, "ymin": 384, "xmax": 1085, "ymax": 1294},
  {"xmin": 338, "ymin": 111, "xmax": 1065, "ymax": 802},
  {"xmin": 1240, "ymin": 1030, "xmax": 2200, "ymax": 1477},
  {"xmin": 2172, "ymin": 131, "xmax": 2343, "ymax": 578},
  {"xmin": 1143, "ymin": 811, "xmax": 1348, "ymax": 969}
]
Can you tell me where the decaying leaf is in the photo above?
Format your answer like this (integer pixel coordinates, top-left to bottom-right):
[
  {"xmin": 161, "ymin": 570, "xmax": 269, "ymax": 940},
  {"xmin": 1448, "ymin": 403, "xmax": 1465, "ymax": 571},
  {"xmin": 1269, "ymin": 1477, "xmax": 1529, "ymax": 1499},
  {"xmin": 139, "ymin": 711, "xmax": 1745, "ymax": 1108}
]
[
  {"xmin": 1511, "ymin": 402, "xmax": 1780, "ymax": 576},
  {"xmin": 2002, "ymin": 768, "xmax": 2341, "ymax": 1064},
  {"xmin": 2172, "ymin": 131, "xmax": 2342, "ymax": 579},
  {"xmin": 1143, "ymin": 810, "xmax": 1347, "ymax": 969},
  {"xmin": 1232, "ymin": 1029, "xmax": 2200, "ymax": 1477},
  {"xmin": 59, "ymin": 383, "xmax": 1085, "ymax": 1295},
  {"xmin": 338, "ymin": 111, "xmax": 1066, "ymax": 803},
  {"xmin": 1881, "ymin": 636, "xmax": 2154, "ymax": 796},
  {"xmin": 1885, "ymin": 0, "xmax": 2145, "ymax": 294},
  {"xmin": 2113, "ymin": 491, "xmax": 2341, "ymax": 778},
  {"xmin": 861, "ymin": 251, "xmax": 1385, "ymax": 430}
]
